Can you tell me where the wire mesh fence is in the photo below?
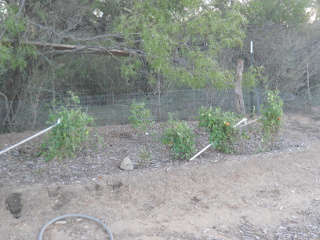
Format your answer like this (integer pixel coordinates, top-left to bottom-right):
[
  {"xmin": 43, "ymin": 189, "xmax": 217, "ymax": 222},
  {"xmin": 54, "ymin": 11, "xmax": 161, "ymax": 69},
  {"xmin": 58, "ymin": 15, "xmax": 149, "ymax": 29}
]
[
  {"xmin": 1, "ymin": 24, "xmax": 320, "ymax": 133},
  {"xmin": 1, "ymin": 88, "xmax": 319, "ymax": 133}
]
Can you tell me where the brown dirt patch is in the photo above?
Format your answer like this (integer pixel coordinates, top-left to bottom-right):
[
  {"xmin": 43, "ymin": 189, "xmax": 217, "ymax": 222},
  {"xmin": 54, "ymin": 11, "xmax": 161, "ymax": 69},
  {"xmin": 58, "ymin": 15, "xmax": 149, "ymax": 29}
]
[{"xmin": 0, "ymin": 115, "xmax": 320, "ymax": 239}]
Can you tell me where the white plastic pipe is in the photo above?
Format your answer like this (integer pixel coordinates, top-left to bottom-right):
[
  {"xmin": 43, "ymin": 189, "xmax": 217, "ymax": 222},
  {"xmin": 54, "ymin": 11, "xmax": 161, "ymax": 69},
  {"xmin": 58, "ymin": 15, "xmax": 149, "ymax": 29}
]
[
  {"xmin": 238, "ymin": 116, "xmax": 262, "ymax": 128},
  {"xmin": 190, "ymin": 116, "xmax": 262, "ymax": 161},
  {"xmin": 0, "ymin": 119, "xmax": 60, "ymax": 155},
  {"xmin": 189, "ymin": 144, "xmax": 213, "ymax": 161},
  {"xmin": 233, "ymin": 118, "xmax": 247, "ymax": 128}
]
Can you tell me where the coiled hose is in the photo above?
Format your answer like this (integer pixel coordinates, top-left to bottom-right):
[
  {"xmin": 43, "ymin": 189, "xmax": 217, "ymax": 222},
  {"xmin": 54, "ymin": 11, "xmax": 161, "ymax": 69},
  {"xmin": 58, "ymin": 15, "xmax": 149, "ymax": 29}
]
[{"xmin": 38, "ymin": 214, "xmax": 114, "ymax": 240}]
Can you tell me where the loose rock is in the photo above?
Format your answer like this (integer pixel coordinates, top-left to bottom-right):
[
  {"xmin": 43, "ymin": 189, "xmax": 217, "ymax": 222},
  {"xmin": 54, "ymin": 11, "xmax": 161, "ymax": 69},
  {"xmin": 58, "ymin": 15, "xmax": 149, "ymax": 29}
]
[{"xmin": 120, "ymin": 156, "xmax": 134, "ymax": 171}]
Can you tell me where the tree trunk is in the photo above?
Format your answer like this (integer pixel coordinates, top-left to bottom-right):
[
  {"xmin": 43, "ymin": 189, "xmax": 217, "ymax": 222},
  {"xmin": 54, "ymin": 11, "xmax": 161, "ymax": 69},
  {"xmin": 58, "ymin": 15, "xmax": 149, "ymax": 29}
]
[
  {"xmin": 235, "ymin": 58, "xmax": 246, "ymax": 115},
  {"xmin": 157, "ymin": 76, "xmax": 162, "ymax": 120},
  {"xmin": 306, "ymin": 61, "xmax": 311, "ymax": 101}
]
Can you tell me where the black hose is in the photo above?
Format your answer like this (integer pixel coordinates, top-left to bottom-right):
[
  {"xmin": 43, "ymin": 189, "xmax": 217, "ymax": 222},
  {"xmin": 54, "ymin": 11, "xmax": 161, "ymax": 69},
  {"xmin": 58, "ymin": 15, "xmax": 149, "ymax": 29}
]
[{"xmin": 38, "ymin": 214, "xmax": 114, "ymax": 240}]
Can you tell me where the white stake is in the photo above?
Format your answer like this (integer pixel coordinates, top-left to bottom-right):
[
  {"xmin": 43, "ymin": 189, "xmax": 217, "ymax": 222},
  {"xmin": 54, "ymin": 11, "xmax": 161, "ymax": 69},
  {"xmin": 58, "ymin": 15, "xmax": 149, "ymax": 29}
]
[
  {"xmin": 189, "ymin": 144, "xmax": 213, "ymax": 161},
  {"xmin": 0, "ymin": 119, "xmax": 60, "ymax": 155},
  {"xmin": 238, "ymin": 117, "xmax": 262, "ymax": 128},
  {"xmin": 233, "ymin": 118, "xmax": 247, "ymax": 128}
]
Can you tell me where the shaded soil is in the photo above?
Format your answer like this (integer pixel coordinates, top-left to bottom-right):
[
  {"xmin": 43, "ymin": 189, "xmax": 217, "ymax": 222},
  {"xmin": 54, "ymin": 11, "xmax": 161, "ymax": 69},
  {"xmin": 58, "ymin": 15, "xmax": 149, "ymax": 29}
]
[{"xmin": 0, "ymin": 113, "xmax": 320, "ymax": 240}]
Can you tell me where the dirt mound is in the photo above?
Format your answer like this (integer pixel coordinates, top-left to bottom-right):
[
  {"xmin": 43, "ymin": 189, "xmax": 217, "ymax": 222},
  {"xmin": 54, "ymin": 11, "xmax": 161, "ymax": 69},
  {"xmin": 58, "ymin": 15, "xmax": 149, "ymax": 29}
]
[{"xmin": 1, "ymin": 115, "xmax": 320, "ymax": 239}]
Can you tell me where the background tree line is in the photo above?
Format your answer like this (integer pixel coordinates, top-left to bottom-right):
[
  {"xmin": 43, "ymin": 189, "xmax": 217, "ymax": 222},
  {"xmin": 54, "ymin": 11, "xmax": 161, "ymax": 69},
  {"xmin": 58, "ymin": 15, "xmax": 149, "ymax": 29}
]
[{"xmin": 0, "ymin": 0, "xmax": 319, "ymax": 133}]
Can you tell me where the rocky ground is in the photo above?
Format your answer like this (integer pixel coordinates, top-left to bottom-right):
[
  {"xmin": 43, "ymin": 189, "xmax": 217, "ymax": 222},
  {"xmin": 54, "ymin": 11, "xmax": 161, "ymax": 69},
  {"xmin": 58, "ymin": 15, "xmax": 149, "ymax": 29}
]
[{"xmin": 0, "ymin": 113, "xmax": 320, "ymax": 239}]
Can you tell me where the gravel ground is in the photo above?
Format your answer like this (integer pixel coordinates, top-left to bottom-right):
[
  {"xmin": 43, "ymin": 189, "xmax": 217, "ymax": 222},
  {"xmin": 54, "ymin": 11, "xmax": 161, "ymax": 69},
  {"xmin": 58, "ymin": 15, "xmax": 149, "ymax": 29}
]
[{"xmin": 0, "ymin": 114, "xmax": 320, "ymax": 239}]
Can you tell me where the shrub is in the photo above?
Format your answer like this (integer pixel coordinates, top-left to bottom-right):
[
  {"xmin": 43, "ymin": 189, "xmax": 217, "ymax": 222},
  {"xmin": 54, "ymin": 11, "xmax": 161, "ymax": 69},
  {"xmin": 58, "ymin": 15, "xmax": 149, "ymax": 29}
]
[
  {"xmin": 162, "ymin": 115, "xmax": 196, "ymax": 160},
  {"xmin": 128, "ymin": 100, "xmax": 155, "ymax": 132},
  {"xmin": 199, "ymin": 107, "xmax": 239, "ymax": 153},
  {"xmin": 37, "ymin": 91, "xmax": 95, "ymax": 161},
  {"xmin": 261, "ymin": 90, "xmax": 283, "ymax": 147}
]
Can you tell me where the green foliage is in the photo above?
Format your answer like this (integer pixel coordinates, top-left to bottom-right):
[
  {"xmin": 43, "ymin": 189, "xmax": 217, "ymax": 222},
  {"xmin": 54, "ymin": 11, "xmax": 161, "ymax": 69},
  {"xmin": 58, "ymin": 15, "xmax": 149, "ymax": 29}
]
[
  {"xmin": 162, "ymin": 114, "xmax": 196, "ymax": 160},
  {"xmin": 243, "ymin": 66, "xmax": 267, "ymax": 88},
  {"xmin": 115, "ymin": 0, "xmax": 246, "ymax": 89},
  {"xmin": 0, "ymin": 45, "xmax": 11, "ymax": 73},
  {"xmin": 261, "ymin": 90, "xmax": 283, "ymax": 147},
  {"xmin": 0, "ymin": 6, "xmax": 36, "ymax": 74},
  {"xmin": 199, "ymin": 107, "xmax": 240, "ymax": 154},
  {"xmin": 128, "ymin": 100, "xmax": 155, "ymax": 131},
  {"xmin": 2, "ymin": 6, "xmax": 27, "ymax": 36},
  {"xmin": 38, "ymin": 91, "xmax": 95, "ymax": 161},
  {"xmin": 243, "ymin": 0, "xmax": 313, "ymax": 26},
  {"xmin": 139, "ymin": 146, "xmax": 152, "ymax": 165}
]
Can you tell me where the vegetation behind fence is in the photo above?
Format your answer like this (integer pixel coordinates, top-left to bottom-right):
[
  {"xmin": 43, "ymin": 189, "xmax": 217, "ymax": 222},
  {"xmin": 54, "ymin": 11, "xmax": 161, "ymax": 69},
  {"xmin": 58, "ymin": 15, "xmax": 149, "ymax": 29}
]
[
  {"xmin": 1, "ymin": 88, "xmax": 319, "ymax": 133},
  {"xmin": 1, "ymin": 1, "xmax": 320, "ymax": 134}
]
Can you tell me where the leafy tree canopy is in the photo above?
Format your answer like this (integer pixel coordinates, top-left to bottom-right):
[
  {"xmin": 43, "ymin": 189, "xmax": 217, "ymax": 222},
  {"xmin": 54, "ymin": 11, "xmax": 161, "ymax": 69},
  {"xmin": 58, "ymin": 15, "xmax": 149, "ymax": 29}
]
[
  {"xmin": 242, "ymin": 0, "xmax": 319, "ymax": 26},
  {"xmin": 114, "ymin": 0, "xmax": 247, "ymax": 88}
]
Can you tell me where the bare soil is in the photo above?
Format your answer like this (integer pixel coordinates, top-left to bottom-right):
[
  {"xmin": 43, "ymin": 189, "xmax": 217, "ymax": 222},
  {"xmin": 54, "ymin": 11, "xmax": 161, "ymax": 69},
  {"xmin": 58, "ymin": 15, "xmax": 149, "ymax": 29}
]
[{"xmin": 0, "ymin": 113, "xmax": 320, "ymax": 240}]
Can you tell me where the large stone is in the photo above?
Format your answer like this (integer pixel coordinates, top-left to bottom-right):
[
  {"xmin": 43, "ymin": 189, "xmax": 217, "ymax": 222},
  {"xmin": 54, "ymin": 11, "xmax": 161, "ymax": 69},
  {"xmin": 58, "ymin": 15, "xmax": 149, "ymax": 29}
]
[
  {"xmin": 5, "ymin": 193, "xmax": 23, "ymax": 218},
  {"xmin": 120, "ymin": 156, "xmax": 134, "ymax": 171}
]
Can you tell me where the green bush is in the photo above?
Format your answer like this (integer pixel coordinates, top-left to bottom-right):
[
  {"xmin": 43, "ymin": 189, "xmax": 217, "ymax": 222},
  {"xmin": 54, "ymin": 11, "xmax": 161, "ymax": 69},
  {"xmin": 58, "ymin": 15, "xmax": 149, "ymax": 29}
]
[
  {"xmin": 128, "ymin": 100, "xmax": 155, "ymax": 132},
  {"xmin": 162, "ymin": 115, "xmax": 196, "ymax": 160},
  {"xmin": 261, "ymin": 90, "xmax": 283, "ymax": 147},
  {"xmin": 37, "ymin": 91, "xmax": 95, "ymax": 161},
  {"xmin": 199, "ymin": 107, "xmax": 239, "ymax": 154}
]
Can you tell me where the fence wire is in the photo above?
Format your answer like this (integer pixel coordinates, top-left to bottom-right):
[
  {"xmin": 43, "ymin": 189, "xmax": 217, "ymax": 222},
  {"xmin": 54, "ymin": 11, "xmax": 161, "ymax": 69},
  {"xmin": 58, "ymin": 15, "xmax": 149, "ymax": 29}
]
[
  {"xmin": 0, "ymin": 88, "xmax": 319, "ymax": 133},
  {"xmin": 1, "ymin": 24, "xmax": 320, "ymax": 133}
]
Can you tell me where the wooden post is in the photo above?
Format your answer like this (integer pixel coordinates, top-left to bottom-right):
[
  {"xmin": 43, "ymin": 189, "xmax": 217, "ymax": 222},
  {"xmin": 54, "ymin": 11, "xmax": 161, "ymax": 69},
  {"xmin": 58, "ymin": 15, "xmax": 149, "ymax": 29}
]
[
  {"xmin": 235, "ymin": 58, "xmax": 246, "ymax": 115},
  {"xmin": 306, "ymin": 61, "xmax": 311, "ymax": 101},
  {"xmin": 157, "ymin": 76, "xmax": 162, "ymax": 120}
]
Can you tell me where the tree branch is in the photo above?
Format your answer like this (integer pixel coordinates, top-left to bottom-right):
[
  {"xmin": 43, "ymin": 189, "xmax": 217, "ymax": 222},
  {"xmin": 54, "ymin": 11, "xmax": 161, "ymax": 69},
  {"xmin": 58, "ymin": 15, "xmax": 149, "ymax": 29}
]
[
  {"xmin": 16, "ymin": 0, "xmax": 26, "ymax": 16},
  {"xmin": 2, "ymin": 39, "xmax": 145, "ymax": 57}
]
